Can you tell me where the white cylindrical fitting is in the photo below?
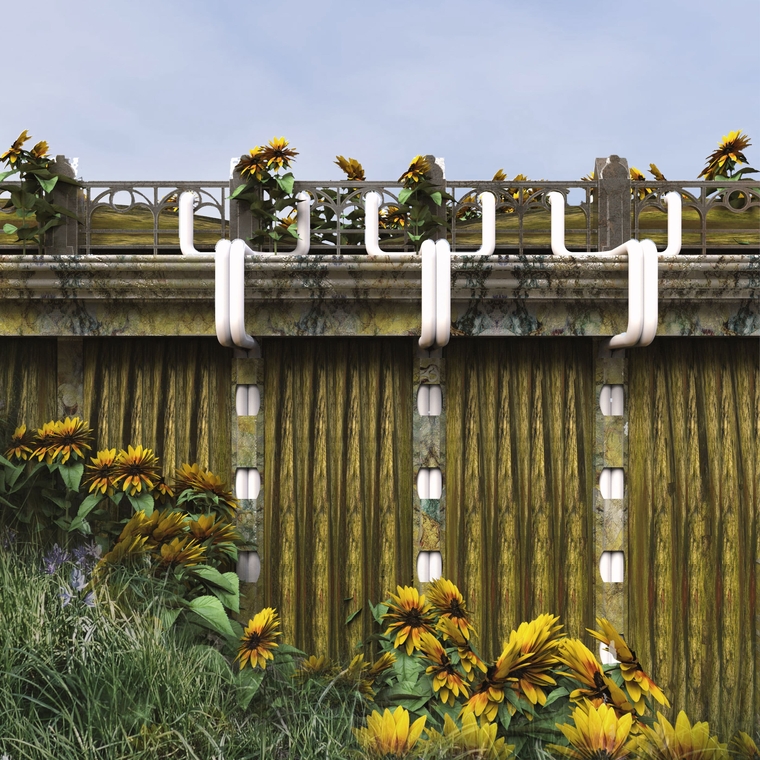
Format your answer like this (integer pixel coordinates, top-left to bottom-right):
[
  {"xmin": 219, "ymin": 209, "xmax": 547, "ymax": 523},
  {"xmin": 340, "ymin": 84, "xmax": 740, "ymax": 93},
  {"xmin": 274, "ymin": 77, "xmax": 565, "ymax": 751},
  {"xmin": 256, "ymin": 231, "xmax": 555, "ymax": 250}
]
[
  {"xmin": 417, "ymin": 385, "xmax": 430, "ymax": 416},
  {"xmin": 428, "ymin": 551, "xmax": 442, "ymax": 581},
  {"xmin": 416, "ymin": 551, "xmax": 430, "ymax": 583},
  {"xmin": 237, "ymin": 551, "xmax": 261, "ymax": 583},
  {"xmin": 428, "ymin": 385, "xmax": 442, "ymax": 416},
  {"xmin": 248, "ymin": 385, "xmax": 261, "ymax": 416},
  {"xmin": 428, "ymin": 468, "xmax": 442, "ymax": 500},
  {"xmin": 235, "ymin": 385, "xmax": 249, "ymax": 416},
  {"xmin": 600, "ymin": 384, "xmax": 624, "ymax": 416},
  {"xmin": 417, "ymin": 468, "xmax": 430, "ymax": 500},
  {"xmin": 248, "ymin": 469, "xmax": 261, "ymax": 500},
  {"xmin": 235, "ymin": 468, "xmax": 248, "ymax": 499},
  {"xmin": 599, "ymin": 468, "xmax": 624, "ymax": 499},
  {"xmin": 610, "ymin": 551, "xmax": 625, "ymax": 582}
]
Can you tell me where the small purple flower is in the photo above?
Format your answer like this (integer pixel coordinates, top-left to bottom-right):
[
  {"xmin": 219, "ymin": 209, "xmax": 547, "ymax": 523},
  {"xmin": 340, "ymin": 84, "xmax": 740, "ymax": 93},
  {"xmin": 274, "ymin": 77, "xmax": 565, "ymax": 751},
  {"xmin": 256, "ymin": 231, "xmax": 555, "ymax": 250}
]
[
  {"xmin": 72, "ymin": 540, "xmax": 102, "ymax": 574},
  {"xmin": 83, "ymin": 591, "xmax": 96, "ymax": 607},
  {"xmin": 1, "ymin": 527, "xmax": 16, "ymax": 551},
  {"xmin": 59, "ymin": 588, "xmax": 73, "ymax": 607},
  {"xmin": 42, "ymin": 544, "xmax": 70, "ymax": 574},
  {"xmin": 70, "ymin": 567, "xmax": 87, "ymax": 592}
]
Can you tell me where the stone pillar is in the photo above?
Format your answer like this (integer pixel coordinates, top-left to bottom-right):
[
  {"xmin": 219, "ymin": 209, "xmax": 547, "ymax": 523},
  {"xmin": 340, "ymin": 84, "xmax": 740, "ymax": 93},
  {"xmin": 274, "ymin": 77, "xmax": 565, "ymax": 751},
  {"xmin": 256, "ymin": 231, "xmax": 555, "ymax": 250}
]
[
  {"xmin": 595, "ymin": 155, "xmax": 631, "ymax": 251},
  {"xmin": 46, "ymin": 156, "xmax": 80, "ymax": 255},
  {"xmin": 413, "ymin": 346, "xmax": 446, "ymax": 589},
  {"xmin": 229, "ymin": 159, "xmax": 260, "ymax": 243},
  {"xmin": 423, "ymin": 154, "xmax": 447, "ymax": 242}
]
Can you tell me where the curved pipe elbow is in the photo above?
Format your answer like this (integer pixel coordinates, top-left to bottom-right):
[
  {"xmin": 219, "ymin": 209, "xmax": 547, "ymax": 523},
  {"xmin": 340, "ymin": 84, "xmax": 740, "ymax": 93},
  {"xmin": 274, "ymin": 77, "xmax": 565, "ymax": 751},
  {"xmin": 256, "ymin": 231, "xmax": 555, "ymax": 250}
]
[
  {"xmin": 638, "ymin": 239, "xmax": 659, "ymax": 346},
  {"xmin": 435, "ymin": 240, "xmax": 451, "ymax": 347},
  {"xmin": 292, "ymin": 191, "xmax": 311, "ymax": 255},
  {"xmin": 661, "ymin": 191, "xmax": 682, "ymax": 256},
  {"xmin": 548, "ymin": 191, "xmax": 573, "ymax": 256},
  {"xmin": 418, "ymin": 240, "xmax": 437, "ymax": 349},
  {"xmin": 364, "ymin": 191, "xmax": 384, "ymax": 257},
  {"xmin": 215, "ymin": 239, "xmax": 234, "ymax": 347},
  {"xmin": 229, "ymin": 239, "xmax": 259, "ymax": 351},
  {"xmin": 606, "ymin": 240, "xmax": 645, "ymax": 349},
  {"xmin": 474, "ymin": 192, "xmax": 496, "ymax": 256},
  {"xmin": 179, "ymin": 191, "xmax": 204, "ymax": 256}
]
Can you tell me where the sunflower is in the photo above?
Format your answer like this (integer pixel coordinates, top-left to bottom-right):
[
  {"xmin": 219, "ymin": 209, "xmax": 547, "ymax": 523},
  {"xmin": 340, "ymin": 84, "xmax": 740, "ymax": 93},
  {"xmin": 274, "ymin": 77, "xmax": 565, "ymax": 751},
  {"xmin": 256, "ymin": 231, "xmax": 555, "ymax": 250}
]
[
  {"xmin": 96, "ymin": 534, "xmax": 150, "ymax": 571},
  {"xmin": 261, "ymin": 137, "xmax": 298, "ymax": 172},
  {"xmin": 149, "ymin": 509, "xmax": 188, "ymax": 543},
  {"xmin": 581, "ymin": 170, "xmax": 596, "ymax": 181},
  {"xmin": 32, "ymin": 420, "xmax": 58, "ymax": 462},
  {"xmin": 426, "ymin": 577, "xmax": 476, "ymax": 640},
  {"xmin": 153, "ymin": 475, "xmax": 174, "ymax": 503},
  {"xmin": 44, "ymin": 417, "xmax": 93, "ymax": 464},
  {"xmin": 505, "ymin": 613, "xmax": 563, "ymax": 711},
  {"xmin": 398, "ymin": 155, "xmax": 431, "ymax": 185},
  {"xmin": 382, "ymin": 585, "xmax": 437, "ymax": 655},
  {"xmin": 699, "ymin": 130, "xmax": 752, "ymax": 180},
  {"xmin": 556, "ymin": 638, "xmax": 634, "ymax": 715},
  {"xmin": 174, "ymin": 463, "xmax": 238, "ymax": 516},
  {"xmin": 424, "ymin": 712, "xmax": 515, "ymax": 760},
  {"xmin": 30, "ymin": 141, "xmax": 49, "ymax": 159},
  {"xmin": 353, "ymin": 706, "xmax": 427, "ymax": 758},
  {"xmin": 378, "ymin": 204, "xmax": 406, "ymax": 229},
  {"xmin": 236, "ymin": 146, "xmax": 268, "ymax": 180},
  {"xmin": 5, "ymin": 424, "xmax": 34, "ymax": 461},
  {"xmin": 649, "ymin": 163, "xmax": 667, "ymax": 181},
  {"xmin": 113, "ymin": 445, "xmax": 160, "ymax": 494},
  {"xmin": 83, "ymin": 448, "xmax": 118, "ymax": 495},
  {"xmin": 157, "ymin": 536, "xmax": 205, "ymax": 567},
  {"xmin": 293, "ymin": 654, "xmax": 331, "ymax": 682},
  {"xmin": 437, "ymin": 616, "xmax": 487, "ymax": 679},
  {"xmin": 187, "ymin": 512, "xmax": 239, "ymax": 543},
  {"xmin": 730, "ymin": 732, "xmax": 759, "ymax": 760},
  {"xmin": 236, "ymin": 607, "xmax": 281, "ymax": 670},
  {"xmin": 492, "ymin": 168, "xmax": 507, "ymax": 182},
  {"xmin": 419, "ymin": 630, "xmax": 469, "ymax": 706},
  {"xmin": 635, "ymin": 711, "xmax": 728, "ymax": 760},
  {"xmin": 335, "ymin": 155, "xmax": 365, "ymax": 182},
  {"xmin": 1, "ymin": 130, "xmax": 30, "ymax": 165},
  {"xmin": 118, "ymin": 509, "xmax": 161, "ymax": 543},
  {"xmin": 547, "ymin": 700, "xmax": 638, "ymax": 760},
  {"xmin": 630, "ymin": 167, "xmax": 653, "ymax": 200},
  {"xmin": 461, "ymin": 638, "xmax": 533, "ymax": 722},
  {"xmin": 587, "ymin": 618, "xmax": 669, "ymax": 714}
]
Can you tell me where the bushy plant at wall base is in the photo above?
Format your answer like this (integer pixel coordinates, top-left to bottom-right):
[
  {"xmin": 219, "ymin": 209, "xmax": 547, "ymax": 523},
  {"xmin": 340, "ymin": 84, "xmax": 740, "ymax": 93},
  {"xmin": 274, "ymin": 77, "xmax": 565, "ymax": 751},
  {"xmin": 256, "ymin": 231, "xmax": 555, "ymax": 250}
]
[
  {"xmin": 0, "ymin": 130, "xmax": 81, "ymax": 253},
  {"xmin": 230, "ymin": 136, "xmax": 300, "ymax": 252}
]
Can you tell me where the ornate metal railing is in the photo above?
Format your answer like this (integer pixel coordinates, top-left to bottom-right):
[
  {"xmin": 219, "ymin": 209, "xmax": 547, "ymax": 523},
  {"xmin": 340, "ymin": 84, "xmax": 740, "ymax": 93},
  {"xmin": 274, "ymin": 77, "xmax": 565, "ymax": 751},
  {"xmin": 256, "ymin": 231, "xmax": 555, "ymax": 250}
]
[{"xmin": 1, "ymin": 178, "xmax": 757, "ymax": 256}]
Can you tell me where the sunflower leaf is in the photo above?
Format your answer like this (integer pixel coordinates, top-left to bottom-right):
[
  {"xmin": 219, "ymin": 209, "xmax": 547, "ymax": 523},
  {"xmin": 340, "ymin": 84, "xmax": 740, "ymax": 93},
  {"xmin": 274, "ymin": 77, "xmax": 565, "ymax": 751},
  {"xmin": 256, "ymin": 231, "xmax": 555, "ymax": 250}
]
[
  {"xmin": 236, "ymin": 667, "xmax": 265, "ymax": 710},
  {"xmin": 191, "ymin": 564, "xmax": 238, "ymax": 593},
  {"xmin": 2, "ymin": 223, "xmax": 18, "ymax": 235},
  {"xmin": 127, "ymin": 491, "xmax": 154, "ymax": 516},
  {"xmin": 60, "ymin": 462, "xmax": 84, "ymax": 492},
  {"xmin": 77, "ymin": 492, "xmax": 102, "ymax": 519},
  {"xmin": 542, "ymin": 685, "xmax": 569, "ymax": 708},
  {"xmin": 398, "ymin": 188, "xmax": 413, "ymax": 205},
  {"xmin": 429, "ymin": 191, "xmax": 443, "ymax": 206},
  {"xmin": 275, "ymin": 173, "xmax": 295, "ymax": 195},
  {"xmin": 345, "ymin": 607, "xmax": 363, "ymax": 626},
  {"xmin": 35, "ymin": 175, "xmax": 59, "ymax": 194},
  {"xmin": 186, "ymin": 595, "xmax": 234, "ymax": 637}
]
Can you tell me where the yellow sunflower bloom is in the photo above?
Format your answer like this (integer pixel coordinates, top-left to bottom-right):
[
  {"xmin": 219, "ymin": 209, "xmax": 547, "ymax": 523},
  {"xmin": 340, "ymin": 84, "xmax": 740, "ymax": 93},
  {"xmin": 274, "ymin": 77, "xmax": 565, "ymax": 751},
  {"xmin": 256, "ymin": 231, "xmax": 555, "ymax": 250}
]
[
  {"xmin": 174, "ymin": 463, "xmax": 238, "ymax": 515},
  {"xmin": 505, "ymin": 613, "xmax": 563, "ymax": 711},
  {"xmin": 187, "ymin": 512, "xmax": 239, "ymax": 544},
  {"xmin": 699, "ymin": 130, "xmax": 752, "ymax": 180},
  {"xmin": 492, "ymin": 168, "xmax": 508, "ymax": 182},
  {"xmin": 335, "ymin": 155, "xmax": 365, "ymax": 181},
  {"xmin": 649, "ymin": 163, "xmax": 667, "ymax": 181},
  {"xmin": 153, "ymin": 475, "xmax": 174, "ymax": 503},
  {"xmin": 398, "ymin": 155, "xmax": 431, "ymax": 185},
  {"xmin": 378, "ymin": 204, "xmax": 406, "ymax": 229},
  {"xmin": 556, "ymin": 638, "xmax": 634, "ymax": 715},
  {"xmin": 236, "ymin": 607, "xmax": 281, "ymax": 670},
  {"xmin": 113, "ymin": 445, "xmax": 160, "ymax": 494},
  {"xmin": 30, "ymin": 141, "xmax": 49, "ymax": 159},
  {"xmin": 587, "ymin": 618, "xmax": 669, "ymax": 714},
  {"xmin": 293, "ymin": 654, "xmax": 331, "ymax": 681},
  {"xmin": 547, "ymin": 700, "xmax": 638, "ymax": 760},
  {"xmin": 43, "ymin": 417, "xmax": 93, "ymax": 464},
  {"xmin": 236, "ymin": 146, "xmax": 268, "ymax": 180},
  {"xmin": 636, "ymin": 711, "xmax": 728, "ymax": 760},
  {"xmin": 382, "ymin": 585, "xmax": 437, "ymax": 655},
  {"xmin": 5, "ymin": 424, "xmax": 34, "ymax": 461},
  {"xmin": 157, "ymin": 536, "xmax": 205, "ymax": 567},
  {"xmin": 419, "ymin": 630, "xmax": 469, "ymax": 706},
  {"xmin": 730, "ymin": 732, "xmax": 759, "ymax": 760},
  {"xmin": 149, "ymin": 509, "xmax": 187, "ymax": 543},
  {"xmin": 96, "ymin": 534, "xmax": 150, "ymax": 572},
  {"xmin": 426, "ymin": 577, "xmax": 476, "ymax": 640},
  {"xmin": 353, "ymin": 706, "xmax": 426, "ymax": 758},
  {"xmin": 83, "ymin": 448, "xmax": 118, "ymax": 495},
  {"xmin": 437, "ymin": 616, "xmax": 487, "ymax": 680},
  {"xmin": 32, "ymin": 420, "xmax": 58, "ymax": 462},
  {"xmin": 425, "ymin": 712, "xmax": 515, "ymax": 760},
  {"xmin": 261, "ymin": 137, "xmax": 298, "ymax": 172},
  {"xmin": 1, "ymin": 130, "xmax": 30, "ymax": 165},
  {"xmin": 581, "ymin": 170, "xmax": 596, "ymax": 181}
]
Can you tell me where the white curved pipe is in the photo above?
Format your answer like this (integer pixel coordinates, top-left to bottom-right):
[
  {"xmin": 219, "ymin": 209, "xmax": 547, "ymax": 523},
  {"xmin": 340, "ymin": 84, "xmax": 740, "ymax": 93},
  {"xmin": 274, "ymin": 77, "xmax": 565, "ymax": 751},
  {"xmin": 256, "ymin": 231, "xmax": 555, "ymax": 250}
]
[
  {"xmin": 364, "ymin": 191, "xmax": 416, "ymax": 257},
  {"xmin": 435, "ymin": 239, "xmax": 451, "ymax": 348},
  {"xmin": 215, "ymin": 239, "xmax": 234, "ymax": 347},
  {"xmin": 229, "ymin": 238, "xmax": 259, "ymax": 351},
  {"xmin": 661, "ymin": 191, "xmax": 682, "ymax": 256},
  {"xmin": 428, "ymin": 551, "xmax": 442, "ymax": 581},
  {"xmin": 179, "ymin": 191, "xmax": 207, "ymax": 256},
  {"xmin": 292, "ymin": 191, "xmax": 311, "ymax": 255},
  {"xmin": 419, "ymin": 239, "xmax": 437, "ymax": 349},
  {"xmin": 639, "ymin": 239, "xmax": 659, "ymax": 346},
  {"xmin": 606, "ymin": 240, "xmax": 644, "ymax": 349},
  {"xmin": 472, "ymin": 192, "xmax": 496, "ymax": 256}
]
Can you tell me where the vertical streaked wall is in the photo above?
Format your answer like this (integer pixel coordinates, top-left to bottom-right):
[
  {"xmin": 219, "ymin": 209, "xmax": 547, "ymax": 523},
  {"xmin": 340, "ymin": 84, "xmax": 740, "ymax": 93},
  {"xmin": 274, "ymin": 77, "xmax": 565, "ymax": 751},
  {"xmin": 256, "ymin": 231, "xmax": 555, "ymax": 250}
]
[
  {"xmin": 628, "ymin": 338, "xmax": 759, "ymax": 740},
  {"xmin": 445, "ymin": 338, "xmax": 596, "ymax": 659},
  {"xmin": 262, "ymin": 338, "xmax": 413, "ymax": 658},
  {"xmin": 0, "ymin": 338, "xmax": 57, "ymax": 431}
]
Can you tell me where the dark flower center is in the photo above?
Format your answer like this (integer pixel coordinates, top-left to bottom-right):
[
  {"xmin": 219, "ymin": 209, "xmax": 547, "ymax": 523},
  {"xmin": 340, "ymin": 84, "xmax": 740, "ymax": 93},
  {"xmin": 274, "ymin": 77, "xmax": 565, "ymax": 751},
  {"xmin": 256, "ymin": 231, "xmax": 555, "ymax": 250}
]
[{"xmin": 246, "ymin": 633, "xmax": 262, "ymax": 650}]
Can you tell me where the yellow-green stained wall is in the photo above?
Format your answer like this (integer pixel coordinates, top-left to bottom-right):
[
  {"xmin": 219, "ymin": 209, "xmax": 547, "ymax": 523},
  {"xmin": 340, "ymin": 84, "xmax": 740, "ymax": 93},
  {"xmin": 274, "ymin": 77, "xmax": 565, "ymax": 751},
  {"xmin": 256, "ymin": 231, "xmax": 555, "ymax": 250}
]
[
  {"xmin": 0, "ymin": 339, "xmax": 57, "ymax": 431},
  {"xmin": 445, "ymin": 339, "xmax": 596, "ymax": 659},
  {"xmin": 261, "ymin": 338, "xmax": 414, "ymax": 659},
  {"xmin": 628, "ymin": 338, "xmax": 759, "ymax": 739}
]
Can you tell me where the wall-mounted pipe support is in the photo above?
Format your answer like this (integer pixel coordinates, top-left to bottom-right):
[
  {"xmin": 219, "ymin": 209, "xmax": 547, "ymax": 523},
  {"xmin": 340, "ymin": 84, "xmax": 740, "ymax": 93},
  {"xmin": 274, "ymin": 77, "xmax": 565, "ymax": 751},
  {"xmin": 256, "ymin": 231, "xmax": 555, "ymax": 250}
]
[{"xmin": 472, "ymin": 192, "xmax": 496, "ymax": 256}]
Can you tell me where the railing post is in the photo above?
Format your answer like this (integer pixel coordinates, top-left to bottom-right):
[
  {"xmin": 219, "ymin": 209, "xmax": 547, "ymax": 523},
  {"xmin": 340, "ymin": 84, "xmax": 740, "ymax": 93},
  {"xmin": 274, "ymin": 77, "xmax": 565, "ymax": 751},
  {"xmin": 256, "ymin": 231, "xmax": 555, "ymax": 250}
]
[
  {"xmin": 229, "ymin": 157, "xmax": 260, "ymax": 244},
  {"xmin": 423, "ymin": 154, "xmax": 447, "ymax": 241},
  {"xmin": 595, "ymin": 154, "xmax": 631, "ymax": 251},
  {"xmin": 45, "ymin": 156, "xmax": 80, "ymax": 255}
]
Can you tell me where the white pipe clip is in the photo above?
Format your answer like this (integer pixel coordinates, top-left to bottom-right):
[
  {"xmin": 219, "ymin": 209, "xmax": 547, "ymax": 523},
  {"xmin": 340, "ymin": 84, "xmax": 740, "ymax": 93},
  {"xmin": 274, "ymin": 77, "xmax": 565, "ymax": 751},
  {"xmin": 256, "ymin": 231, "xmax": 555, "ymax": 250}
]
[{"xmin": 547, "ymin": 190, "xmax": 681, "ymax": 349}]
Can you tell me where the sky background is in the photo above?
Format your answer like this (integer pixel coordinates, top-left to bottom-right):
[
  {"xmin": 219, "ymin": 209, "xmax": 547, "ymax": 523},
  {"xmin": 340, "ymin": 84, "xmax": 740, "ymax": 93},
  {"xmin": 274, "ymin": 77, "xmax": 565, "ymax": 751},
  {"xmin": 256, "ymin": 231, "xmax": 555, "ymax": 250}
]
[{"xmin": 5, "ymin": 0, "xmax": 759, "ymax": 182}]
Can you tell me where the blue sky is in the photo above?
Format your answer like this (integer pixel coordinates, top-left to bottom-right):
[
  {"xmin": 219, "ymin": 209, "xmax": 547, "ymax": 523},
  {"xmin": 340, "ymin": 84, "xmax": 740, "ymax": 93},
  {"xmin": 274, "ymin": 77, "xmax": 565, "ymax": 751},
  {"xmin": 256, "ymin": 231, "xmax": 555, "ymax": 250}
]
[{"xmin": 6, "ymin": 0, "xmax": 759, "ymax": 182}]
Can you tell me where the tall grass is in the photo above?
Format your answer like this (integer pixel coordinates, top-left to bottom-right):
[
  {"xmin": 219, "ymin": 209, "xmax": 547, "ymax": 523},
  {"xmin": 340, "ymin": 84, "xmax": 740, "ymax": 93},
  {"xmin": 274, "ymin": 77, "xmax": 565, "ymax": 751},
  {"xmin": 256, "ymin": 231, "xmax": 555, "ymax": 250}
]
[{"xmin": 0, "ymin": 544, "xmax": 369, "ymax": 760}]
